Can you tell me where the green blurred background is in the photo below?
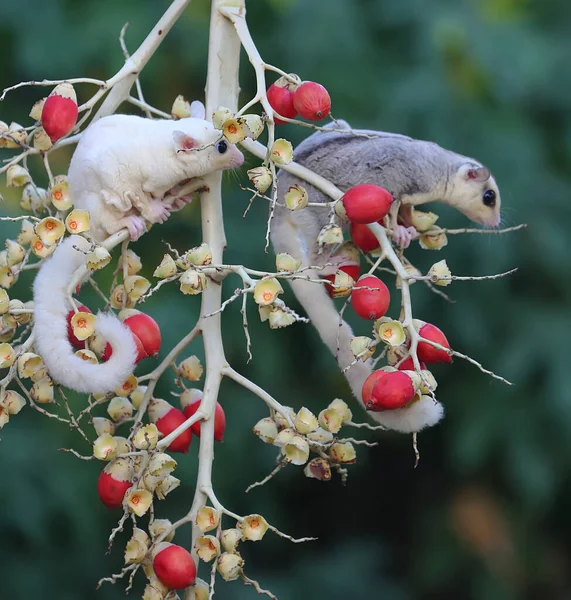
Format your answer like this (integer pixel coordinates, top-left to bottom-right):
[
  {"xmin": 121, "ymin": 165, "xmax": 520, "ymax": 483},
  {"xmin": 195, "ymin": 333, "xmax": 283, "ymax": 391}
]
[{"xmin": 1, "ymin": 0, "xmax": 570, "ymax": 598}]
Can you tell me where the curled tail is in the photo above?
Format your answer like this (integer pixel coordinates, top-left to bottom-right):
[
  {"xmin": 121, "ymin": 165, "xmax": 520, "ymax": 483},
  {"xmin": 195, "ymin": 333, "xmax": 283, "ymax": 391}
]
[{"xmin": 33, "ymin": 235, "xmax": 138, "ymax": 395}]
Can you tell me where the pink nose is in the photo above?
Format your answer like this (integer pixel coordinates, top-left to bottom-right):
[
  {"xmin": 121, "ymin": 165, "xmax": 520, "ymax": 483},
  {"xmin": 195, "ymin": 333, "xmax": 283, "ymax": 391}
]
[{"xmin": 232, "ymin": 149, "xmax": 245, "ymax": 168}]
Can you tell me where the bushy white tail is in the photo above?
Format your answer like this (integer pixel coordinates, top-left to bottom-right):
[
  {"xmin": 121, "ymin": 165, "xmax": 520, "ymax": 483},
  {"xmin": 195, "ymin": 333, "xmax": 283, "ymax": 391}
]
[{"xmin": 33, "ymin": 235, "xmax": 138, "ymax": 394}]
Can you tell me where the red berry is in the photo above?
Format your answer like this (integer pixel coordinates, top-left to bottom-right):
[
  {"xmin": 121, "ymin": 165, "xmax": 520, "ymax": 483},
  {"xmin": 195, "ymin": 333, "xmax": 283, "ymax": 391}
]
[
  {"xmin": 97, "ymin": 470, "xmax": 132, "ymax": 510},
  {"xmin": 342, "ymin": 184, "xmax": 393, "ymax": 224},
  {"xmin": 267, "ymin": 84, "xmax": 297, "ymax": 125},
  {"xmin": 362, "ymin": 369, "xmax": 389, "ymax": 406},
  {"xmin": 41, "ymin": 94, "xmax": 78, "ymax": 142},
  {"xmin": 293, "ymin": 82, "xmax": 331, "ymax": 121},
  {"xmin": 183, "ymin": 398, "xmax": 226, "ymax": 442},
  {"xmin": 367, "ymin": 371, "xmax": 416, "ymax": 411},
  {"xmin": 350, "ymin": 222, "xmax": 380, "ymax": 253},
  {"xmin": 153, "ymin": 544, "xmax": 197, "ymax": 590},
  {"xmin": 123, "ymin": 312, "xmax": 161, "ymax": 359},
  {"xmin": 351, "ymin": 275, "xmax": 390, "ymax": 320},
  {"xmin": 323, "ymin": 264, "xmax": 360, "ymax": 298},
  {"xmin": 155, "ymin": 408, "xmax": 192, "ymax": 453},
  {"xmin": 66, "ymin": 304, "xmax": 92, "ymax": 349},
  {"xmin": 417, "ymin": 323, "xmax": 452, "ymax": 364},
  {"xmin": 397, "ymin": 358, "xmax": 426, "ymax": 371},
  {"xmin": 102, "ymin": 334, "xmax": 146, "ymax": 363}
]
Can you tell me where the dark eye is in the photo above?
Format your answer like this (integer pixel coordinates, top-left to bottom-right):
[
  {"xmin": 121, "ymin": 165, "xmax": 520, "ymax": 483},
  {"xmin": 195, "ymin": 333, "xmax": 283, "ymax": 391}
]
[
  {"xmin": 483, "ymin": 189, "xmax": 496, "ymax": 207},
  {"xmin": 216, "ymin": 140, "xmax": 228, "ymax": 154}
]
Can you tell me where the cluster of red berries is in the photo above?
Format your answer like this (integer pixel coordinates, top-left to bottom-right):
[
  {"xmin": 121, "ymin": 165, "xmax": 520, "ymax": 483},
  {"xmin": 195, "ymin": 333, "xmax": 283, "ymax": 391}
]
[{"xmin": 267, "ymin": 79, "xmax": 331, "ymax": 124}]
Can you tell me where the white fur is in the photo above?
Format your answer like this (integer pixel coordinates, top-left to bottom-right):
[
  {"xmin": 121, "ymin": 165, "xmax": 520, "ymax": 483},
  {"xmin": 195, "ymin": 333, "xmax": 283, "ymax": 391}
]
[
  {"xmin": 33, "ymin": 236, "xmax": 138, "ymax": 394},
  {"xmin": 369, "ymin": 395, "xmax": 444, "ymax": 433}
]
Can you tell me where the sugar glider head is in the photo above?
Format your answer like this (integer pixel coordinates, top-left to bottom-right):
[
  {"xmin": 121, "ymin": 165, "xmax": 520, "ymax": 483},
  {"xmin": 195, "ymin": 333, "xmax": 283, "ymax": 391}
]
[
  {"xmin": 173, "ymin": 119, "xmax": 244, "ymax": 176},
  {"xmin": 448, "ymin": 163, "xmax": 501, "ymax": 227}
]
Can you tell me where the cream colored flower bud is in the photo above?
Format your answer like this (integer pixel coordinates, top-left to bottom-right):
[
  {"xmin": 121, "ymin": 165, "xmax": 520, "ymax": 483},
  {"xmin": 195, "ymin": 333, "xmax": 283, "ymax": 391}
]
[
  {"xmin": 419, "ymin": 227, "xmax": 448, "ymax": 251},
  {"xmin": 350, "ymin": 336, "xmax": 376, "ymax": 361},
  {"xmin": 318, "ymin": 225, "xmax": 343, "ymax": 245},
  {"xmin": 21, "ymin": 184, "xmax": 48, "ymax": 213},
  {"xmin": 247, "ymin": 166, "xmax": 272, "ymax": 193},
  {"xmin": 184, "ymin": 243, "xmax": 213, "ymax": 267},
  {"xmin": 35, "ymin": 217, "xmax": 65, "ymax": 245},
  {"xmin": 2, "ymin": 122, "xmax": 26, "ymax": 148},
  {"xmin": 268, "ymin": 305, "xmax": 295, "ymax": 329},
  {"xmin": 149, "ymin": 519, "xmax": 174, "ymax": 542},
  {"xmin": 0, "ymin": 343, "xmax": 15, "ymax": 368},
  {"xmin": 125, "ymin": 275, "xmax": 150, "ymax": 301},
  {"xmin": 217, "ymin": 552, "xmax": 244, "ymax": 582},
  {"xmin": 75, "ymin": 349, "xmax": 98, "ymax": 364},
  {"xmin": 155, "ymin": 475, "xmax": 180, "ymax": 500},
  {"xmin": 284, "ymin": 184, "xmax": 308, "ymax": 210},
  {"xmin": 148, "ymin": 452, "xmax": 177, "ymax": 478},
  {"xmin": 212, "ymin": 106, "xmax": 235, "ymax": 130},
  {"xmin": 126, "ymin": 488, "xmax": 153, "ymax": 517},
  {"xmin": 142, "ymin": 582, "xmax": 167, "ymax": 600},
  {"xmin": 93, "ymin": 433, "xmax": 118, "ymax": 461},
  {"xmin": 196, "ymin": 535, "xmax": 220, "ymax": 562},
  {"xmin": 304, "ymin": 457, "xmax": 332, "ymax": 481},
  {"xmin": 179, "ymin": 268, "xmax": 207, "ymax": 295},
  {"xmin": 270, "ymin": 139, "xmax": 294, "ymax": 165},
  {"xmin": 239, "ymin": 514, "xmax": 268, "ymax": 542},
  {"xmin": 1, "ymin": 390, "xmax": 26, "ymax": 415},
  {"xmin": 7, "ymin": 165, "xmax": 31, "ymax": 187},
  {"xmin": 329, "ymin": 441, "xmax": 357, "ymax": 464},
  {"xmin": 110, "ymin": 285, "xmax": 135, "ymax": 309},
  {"xmin": 51, "ymin": 82, "xmax": 77, "ymax": 101},
  {"xmin": 5, "ymin": 240, "xmax": 25, "ymax": 266},
  {"xmin": 50, "ymin": 175, "xmax": 72, "ymax": 211},
  {"xmin": 375, "ymin": 318, "xmax": 406, "ymax": 347},
  {"xmin": 119, "ymin": 249, "xmax": 143, "ymax": 276},
  {"xmin": 30, "ymin": 366, "xmax": 48, "ymax": 382},
  {"xmin": 243, "ymin": 114, "xmax": 264, "ymax": 140},
  {"xmin": 133, "ymin": 423, "xmax": 159, "ymax": 450},
  {"xmin": 33, "ymin": 127, "xmax": 52, "ymax": 151},
  {"xmin": 0, "ymin": 289, "xmax": 8, "ymax": 314},
  {"xmin": 29, "ymin": 98, "xmax": 47, "ymax": 121},
  {"xmin": 318, "ymin": 408, "xmax": 343, "ymax": 434},
  {"xmin": 190, "ymin": 578, "xmax": 209, "ymax": 600},
  {"xmin": 0, "ymin": 266, "xmax": 16, "ymax": 287},
  {"xmin": 273, "ymin": 406, "xmax": 294, "ymax": 430},
  {"xmin": 328, "ymin": 398, "xmax": 352, "ymax": 424},
  {"xmin": 410, "ymin": 208, "xmax": 439, "ymax": 232},
  {"xmin": 386, "ymin": 345, "xmax": 407, "ymax": 366},
  {"xmin": 0, "ymin": 404, "xmax": 9, "ymax": 429},
  {"xmin": 70, "ymin": 311, "xmax": 96, "ymax": 341},
  {"xmin": 401, "ymin": 370, "xmax": 422, "ymax": 391},
  {"xmin": 220, "ymin": 528, "xmax": 242, "ymax": 553},
  {"xmin": 8, "ymin": 299, "xmax": 30, "ymax": 324},
  {"xmin": 124, "ymin": 527, "xmax": 150, "ymax": 564},
  {"xmin": 107, "ymin": 397, "xmax": 134, "ymax": 422},
  {"xmin": 328, "ymin": 269, "xmax": 355, "ymax": 299},
  {"xmin": 129, "ymin": 385, "xmax": 147, "ymax": 409},
  {"xmin": 171, "ymin": 95, "xmax": 192, "ymax": 120},
  {"xmin": 196, "ymin": 506, "xmax": 220, "ymax": 533},
  {"xmin": 396, "ymin": 263, "xmax": 421, "ymax": 289},
  {"xmin": 274, "ymin": 427, "xmax": 296, "ymax": 446},
  {"xmin": 258, "ymin": 305, "xmax": 271, "ymax": 323},
  {"xmin": 154, "ymin": 254, "xmax": 177, "ymax": 278},
  {"xmin": 87, "ymin": 332, "xmax": 106, "ymax": 358},
  {"xmin": 92, "ymin": 416, "xmax": 116, "ymax": 437},
  {"xmin": 306, "ymin": 427, "xmax": 334, "ymax": 444},
  {"xmin": 334, "ymin": 198, "xmax": 348, "ymax": 220},
  {"xmin": 253, "ymin": 278, "xmax": 283, "ymax": 306},
  {"xmin": 253, "ymin": 417, "xmax": 278, "ymax": 444},
  {"xmin": 419, "ymin": 370, "xmax": 438, "ymax": 395},
  {"xmin": 115, "ymin": 436, "xmax": 131, "ymax": 455},
  {"xmin": 294, "ymin": 407, "xmax": 318, "ymax": 434},
  {"xmin": 276, "ymin": 253, "xmax": 301, "ymax": 272},
  {"xmin": 223, "ymin": 118, "xmax": 249, "ymax": 144},
  {"xmin": 284, "ymin": 435, "xmax": 310, "ymax": 465},
  {"xmin": 428, "ymin": 259, "xmax": 452, "ymax": 286},
  {"xmin": 64, "ymin": 209, "xmax": 90, "ymax": 235},
  {"xmin": 86, "ymin": 246, "xmax": 112, "ymax": 271},
  {"xmin": 18, "ymin": 220, "xmax": 35, "ymax": 246},
  {"xmin": 178, "ymin": 355, "xmax": 203, "ymax": 381}
]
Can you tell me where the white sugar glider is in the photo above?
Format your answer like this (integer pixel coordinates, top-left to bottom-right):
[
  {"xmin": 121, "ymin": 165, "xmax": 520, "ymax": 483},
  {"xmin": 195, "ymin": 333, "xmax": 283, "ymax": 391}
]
[
  {"xmin": 271, "ymin": 121, "xmax": 500, "ymax": 432},
  {"xmin": 33, "ymin": 101, "xmax": 244, "ymax": 394}
]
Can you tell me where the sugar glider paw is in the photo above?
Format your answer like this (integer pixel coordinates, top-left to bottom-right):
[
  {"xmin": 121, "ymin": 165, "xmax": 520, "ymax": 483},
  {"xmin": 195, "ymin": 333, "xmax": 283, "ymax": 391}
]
[
  {"xmin": 125, "ymin": 216, "xmax": 147, "ymax": 241},
  {"xmin": 147, "ymin": 199, "xmax": 173, "ymax": 224},
  {"xmin": 392, "ymin": 225, "xmax": 418, "ymax": 249}
]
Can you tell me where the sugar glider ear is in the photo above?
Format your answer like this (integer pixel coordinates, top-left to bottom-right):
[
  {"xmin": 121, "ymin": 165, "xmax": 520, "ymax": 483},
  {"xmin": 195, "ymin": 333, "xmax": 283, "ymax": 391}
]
[
  {"xmin": 463, "ymin": 165, "xmax": 491, "ymax": 183},
  {"xmin": 189, "ymin": 100, "xmax": 206, "ymax": 120},
  {"xmin": 173, "ymin": 130, "xmax": 198, "ymax": 152}
]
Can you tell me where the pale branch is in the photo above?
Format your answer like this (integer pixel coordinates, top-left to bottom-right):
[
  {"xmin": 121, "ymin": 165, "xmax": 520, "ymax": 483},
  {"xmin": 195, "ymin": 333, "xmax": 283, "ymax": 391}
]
[{"xmin": 245, "ymin": 461, "xmax": 286, "ymax": 493}]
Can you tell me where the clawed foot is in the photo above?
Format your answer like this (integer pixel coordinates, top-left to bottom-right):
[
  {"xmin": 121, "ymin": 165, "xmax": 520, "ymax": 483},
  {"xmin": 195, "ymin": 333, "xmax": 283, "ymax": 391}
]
[
  {"xmin": 170, "ymin": 194, "xmax": 195, "ymax": 211},
  {"xmin": 125, "ymin": 216, "xmax": 147, "ymax": 241},
  {"xmin": 147, "ymin": 199, "xmax": 173, "ymax": 224},
  {"xmin": 392, "ymin": 225, "xmax": 418, "ymax": 249}
]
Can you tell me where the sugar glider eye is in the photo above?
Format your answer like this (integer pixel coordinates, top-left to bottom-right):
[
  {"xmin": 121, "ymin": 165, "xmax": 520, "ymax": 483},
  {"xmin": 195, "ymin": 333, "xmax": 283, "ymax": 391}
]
[
  {"xmin": 482, "ymin": 189, "xmax": 496, "ymax": 207},
  {"xmin": 216, "ymin": 140, "xmax": 228, "ymax": 154}
]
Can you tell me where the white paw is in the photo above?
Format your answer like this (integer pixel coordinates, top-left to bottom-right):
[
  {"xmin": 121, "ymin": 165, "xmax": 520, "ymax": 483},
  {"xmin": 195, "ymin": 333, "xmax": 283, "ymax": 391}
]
[
  {"xmin": 392, "ymin": 225, "xmax": 417, "ymax": 249},
  {"xmin": 126, "ymin": 216, "xmax": 147, "ymax": 241},
  {"xmin": 148, "ymin": 200, "xmax": 172, "ymax": 224}
]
